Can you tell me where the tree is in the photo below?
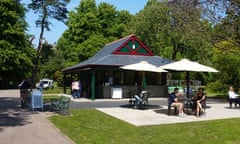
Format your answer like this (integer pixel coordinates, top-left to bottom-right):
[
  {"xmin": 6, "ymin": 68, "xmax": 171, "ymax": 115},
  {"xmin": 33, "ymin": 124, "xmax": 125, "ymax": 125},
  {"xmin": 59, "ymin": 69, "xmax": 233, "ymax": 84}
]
[
  {"xmin": 28, "ymin": 0, "xmax": 70, "ymax": 88},
  {"xmin": 39, "ymin": 49, "xmax": 65, "ymax": 86},
  {"xmin": 211, "ymin": 41, "xmax": 240, "ymax": 91},
  {"xmin": 213, "ymin": 0, "xmax": 240, "ymax": 49},
  {"xmin": 128, "ymin": 0, "xmax": 213, "ymax": 62},
  {"xmin": 0, "ymin": 0, "xmax": 34, "ymax": 88},
  {"xmin": 57, "ymin": 0, "xmax": 132, "ymax": 65}
]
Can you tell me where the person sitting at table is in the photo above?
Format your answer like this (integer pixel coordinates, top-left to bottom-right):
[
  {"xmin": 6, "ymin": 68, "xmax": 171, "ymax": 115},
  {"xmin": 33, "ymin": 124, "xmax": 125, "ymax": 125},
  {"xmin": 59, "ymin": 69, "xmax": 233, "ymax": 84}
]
[
  {"xmin": 192, "ymin": 87, "xmax": 206, "ymax": 117},
  {"xmin": 228, "ymin": 86, "xmax": 240, "ymax": 108},
  {"xmin": 169, "ymin": 87, "xmax": 185, "ymax": 117}
]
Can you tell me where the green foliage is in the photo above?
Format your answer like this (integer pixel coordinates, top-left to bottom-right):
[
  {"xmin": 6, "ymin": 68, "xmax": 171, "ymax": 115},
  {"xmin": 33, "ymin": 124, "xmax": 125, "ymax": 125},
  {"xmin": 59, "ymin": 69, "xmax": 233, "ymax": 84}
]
[
  {"xmin": 39, "ymin": 48, "xmax": 65, "ymax": 85},
  {"xmin": 28, "ymin": 0, "xmax": 70, "ymax": 30},
  {"xmin": 27, "ymin": 0, "xmax": 70, "ymax": 87},
  {"xmin": 207, "ymin": 80, "xmax": 228, "ymax": 93},
  {"xmin": 50, "ymin": 109, "xmax": 240, "ymax": 144},
  {"xmin": 76, "ymin": 34, "xmax": 108, "ymax": 60},
  {"xmin": 56, "ymin": 0, "xmax": 132, "ymax": 65},
  {"xmin": 214, "ymin": 0, "xmax": 240, "ymax": 47},
  {"xmin": 0, "ymin": 0, "xmax": 34, "ymax": 88},
  {"xmin": 127, "ymin": 0, "xmax": 213, "ymax": 62},
  {"xmin": 30, "ymin": 0, "xmax": 240, "ymax": 94},
  {"xmin": 212, "ymin": 41, "xmax": 240, "ymax": 91}
]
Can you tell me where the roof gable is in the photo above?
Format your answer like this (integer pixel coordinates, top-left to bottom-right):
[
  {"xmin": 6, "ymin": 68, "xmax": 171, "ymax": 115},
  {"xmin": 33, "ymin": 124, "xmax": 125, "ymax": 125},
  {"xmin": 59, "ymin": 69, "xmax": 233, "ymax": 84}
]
[
  {"xmin": 111, "ymin": 35, "xmax": 154, "ymax": 56},
  {"xmin": 62, "ymin": 34, "xmax": 171, "ymax": 73}
]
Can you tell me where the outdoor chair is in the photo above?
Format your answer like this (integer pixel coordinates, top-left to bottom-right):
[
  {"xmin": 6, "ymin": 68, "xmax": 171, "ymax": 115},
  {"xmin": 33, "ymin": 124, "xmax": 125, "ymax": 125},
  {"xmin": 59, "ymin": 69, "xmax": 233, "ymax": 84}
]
[
  {"xmin": 168, "ymin": 103, "xmax": 177, "ymax": 115},
  {"xmin": 128, "ymin": 90, "xmax": 136, "ymax": 105},
  {"xmin": 167, "ymin": 95, "xmax": 177, "ymax": 115},
  {"xmin": 140, "ymin": 91, "xmax": 149, "ymax": 105},
  {"xmin": 184, "ymin": 97, "xmax": 194, "ymax": 114},
  {"xmin": 191, "ymin": 96, "xmax": 207, "ymax": 116},
  {"xmin": 228, "ymin": 96, "xmax": 240, "ymax": 108},
  {"xmin": 131, "ymin": 90, "xmax": 150, "ymax": 109},
  {"xmin": 200, "ymin": 96, "xmax": 207, "ymax": 115}
]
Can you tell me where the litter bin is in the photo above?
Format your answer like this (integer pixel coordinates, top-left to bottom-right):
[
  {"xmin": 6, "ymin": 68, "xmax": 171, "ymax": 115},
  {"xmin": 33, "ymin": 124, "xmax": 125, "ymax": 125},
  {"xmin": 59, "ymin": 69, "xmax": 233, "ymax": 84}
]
[
  {"xmin": 31, "ymin": 89, "xmax": 43, "ymax": 111},
  {"xmin": 18, "ymin": 80, "xmax": 31, "ymax": 108}
]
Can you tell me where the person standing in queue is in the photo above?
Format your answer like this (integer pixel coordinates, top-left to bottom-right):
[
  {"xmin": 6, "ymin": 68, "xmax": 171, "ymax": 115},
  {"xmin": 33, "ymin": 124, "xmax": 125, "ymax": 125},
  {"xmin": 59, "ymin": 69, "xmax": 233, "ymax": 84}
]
[{"xmin": 72, "ymin": 81, "xmax": 80, "ymax": 99}]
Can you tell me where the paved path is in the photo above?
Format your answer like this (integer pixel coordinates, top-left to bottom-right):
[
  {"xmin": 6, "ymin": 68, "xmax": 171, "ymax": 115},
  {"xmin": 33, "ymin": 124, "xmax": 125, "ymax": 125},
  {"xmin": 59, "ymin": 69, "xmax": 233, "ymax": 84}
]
[{"xmin": 0, "ymin": 90, "xmax": 74, "ymax": 144}]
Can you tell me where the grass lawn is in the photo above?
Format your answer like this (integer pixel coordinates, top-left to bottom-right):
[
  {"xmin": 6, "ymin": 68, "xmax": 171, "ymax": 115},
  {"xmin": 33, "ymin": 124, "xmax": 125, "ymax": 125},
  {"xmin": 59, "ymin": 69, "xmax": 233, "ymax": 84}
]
[
  {"xmin": 50, "ymin": 109, "xmax": 240, "ymax": 144},
  {"xmin": 42, "ymin": 95, "xmax": 59, "ymax": 103},
  {"xmin": 42, "ymin": 87, "xmax": 64, "ymax": 94}
]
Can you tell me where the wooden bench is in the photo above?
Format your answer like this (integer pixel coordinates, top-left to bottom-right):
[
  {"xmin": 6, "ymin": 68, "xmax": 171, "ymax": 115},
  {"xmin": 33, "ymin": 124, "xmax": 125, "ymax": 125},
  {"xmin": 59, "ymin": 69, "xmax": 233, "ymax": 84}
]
[{"xmin": 51, "ymin": 96, "xmax": 71, "ymax": 115}]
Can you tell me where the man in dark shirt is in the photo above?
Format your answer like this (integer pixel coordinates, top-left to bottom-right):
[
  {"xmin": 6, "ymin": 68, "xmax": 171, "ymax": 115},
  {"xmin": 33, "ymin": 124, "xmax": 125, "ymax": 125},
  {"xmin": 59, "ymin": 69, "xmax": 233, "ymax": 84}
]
[{"xmin": 169, "ymin": 87, "xmax": 185, "ymax": 117}]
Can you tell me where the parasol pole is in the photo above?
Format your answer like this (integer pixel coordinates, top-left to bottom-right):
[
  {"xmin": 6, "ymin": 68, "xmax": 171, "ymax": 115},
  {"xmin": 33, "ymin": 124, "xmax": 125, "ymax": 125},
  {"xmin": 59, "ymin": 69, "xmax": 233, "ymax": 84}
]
[
  {"xmin": 142, "ymin": 71, "xmax": 147, "ymax": 90},
  {"xmin": 186, "ymin": 71, "xmax": 190, "ymax": 98}
]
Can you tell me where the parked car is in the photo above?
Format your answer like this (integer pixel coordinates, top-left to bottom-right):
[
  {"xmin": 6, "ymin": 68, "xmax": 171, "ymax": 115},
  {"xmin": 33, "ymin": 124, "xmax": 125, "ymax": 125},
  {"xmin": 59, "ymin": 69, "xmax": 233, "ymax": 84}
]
[{"xmin": 36, "ymin": 78, "xmax": 54, "ymax": 89}]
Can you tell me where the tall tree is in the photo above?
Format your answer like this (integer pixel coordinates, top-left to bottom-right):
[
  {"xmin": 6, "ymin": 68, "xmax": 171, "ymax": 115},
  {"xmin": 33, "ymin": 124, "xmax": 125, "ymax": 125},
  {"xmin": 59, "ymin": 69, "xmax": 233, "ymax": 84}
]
[
  {"xmin": 39, "ymin": 48, "xmax": 65, "ymax": 85},
  {"xmin": 214, "ymin": 0, "xmax": 240, "ymax": 48},
  {"xmin": 57, "ymin": 0, "xmax": 132, "ymax": 66},
  {"xmin": 128, "ymin": 0, "xmax": 213, "ymax": 62},
  {"xmin": 0, "ymin": 0, "xmax": 34, "ymax": 88},
  {"xmin": 28, "ymin": 0, "xmax": 70, "ymax": 88}
]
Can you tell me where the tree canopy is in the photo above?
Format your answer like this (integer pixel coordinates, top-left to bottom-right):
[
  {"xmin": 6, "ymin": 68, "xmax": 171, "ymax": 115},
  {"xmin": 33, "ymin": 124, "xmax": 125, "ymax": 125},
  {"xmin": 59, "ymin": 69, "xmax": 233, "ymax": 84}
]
[
  {"xmin": 56, "ymin": 0, "xmax": 132, "ymax": 66},
  {"xmin": 28, "ymin": 0, "xmax": 70, "ymax": 87},
  {"xmin": 0, "ymin": 0, "xmax": 239, "ymax": 91},
  {"xmin": 0, "ymin": 0, "xmax": 34, "ymax": 88}
]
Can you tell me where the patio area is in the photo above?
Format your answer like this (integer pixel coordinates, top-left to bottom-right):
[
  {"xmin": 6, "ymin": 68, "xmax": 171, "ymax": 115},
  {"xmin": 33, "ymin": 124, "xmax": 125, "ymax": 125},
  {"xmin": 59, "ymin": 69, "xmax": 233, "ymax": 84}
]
[{"xmin": 97, "ymin": 102, "xmax": 240, "ymax": 126}]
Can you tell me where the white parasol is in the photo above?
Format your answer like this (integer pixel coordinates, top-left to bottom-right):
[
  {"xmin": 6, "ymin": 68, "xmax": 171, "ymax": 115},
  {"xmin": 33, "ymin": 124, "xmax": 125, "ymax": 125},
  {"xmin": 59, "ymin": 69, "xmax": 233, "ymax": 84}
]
[
  {"xmin": 159, "ymin": 58, "xmax": 218, "ymax": 96},
  {"xmin": 159, "ymin": 58, "xmax": 218, "ymax": 72},
  {"xmin": 120, "ymin": 61, "xmax": 167, "ymax": 73},
  {"xmin": 120, "ymin": 61, "xmax": 167, "ymax": 89}
]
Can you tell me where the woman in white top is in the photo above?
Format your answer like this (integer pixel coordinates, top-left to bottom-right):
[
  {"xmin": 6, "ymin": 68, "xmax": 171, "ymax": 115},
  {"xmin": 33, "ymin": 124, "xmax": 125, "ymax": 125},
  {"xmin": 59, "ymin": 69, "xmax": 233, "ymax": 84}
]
[{"xmin": 228, "ymin": 86, "xmax": 239, "ymax": 108}]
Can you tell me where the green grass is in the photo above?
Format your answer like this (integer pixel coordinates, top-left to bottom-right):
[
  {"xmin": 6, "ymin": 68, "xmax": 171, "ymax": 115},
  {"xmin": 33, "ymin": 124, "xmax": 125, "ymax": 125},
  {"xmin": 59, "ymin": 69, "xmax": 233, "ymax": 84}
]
[
  {"xmin": 42, "ymin": 95, "xmax": 59, "ymax": 103},
  {"xmin": 42, "ymin": 87, "xmax": 63, "ymax": 94},
  {"xmin": 50, "ymin": 109, "xmax": 240, "ymax": 144},
  {"xmin": 42, "ymin": 87, "xmax": 71, "ymax": 95}
]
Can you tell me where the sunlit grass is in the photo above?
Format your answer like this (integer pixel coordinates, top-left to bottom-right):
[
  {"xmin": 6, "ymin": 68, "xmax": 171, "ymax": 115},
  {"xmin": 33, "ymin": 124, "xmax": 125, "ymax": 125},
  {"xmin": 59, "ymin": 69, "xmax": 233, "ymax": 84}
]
[
  {"xmin": 42, "ymin": 95, "xmax": 59, "ymax": 103},
  {"xmin": 42, "ymin": 87, "xmax": 71, "ymax": 94},
  {"xmin": 50, "ymin": 109, "xmax": 240, "ymax": 144}
]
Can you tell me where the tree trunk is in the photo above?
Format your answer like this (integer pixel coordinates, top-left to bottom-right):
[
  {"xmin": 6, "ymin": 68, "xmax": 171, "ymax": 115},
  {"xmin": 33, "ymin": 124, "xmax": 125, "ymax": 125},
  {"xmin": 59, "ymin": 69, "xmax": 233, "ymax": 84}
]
[{"xmin": 31, "ymin": 4, "xmax": 47, "ymax": 89}]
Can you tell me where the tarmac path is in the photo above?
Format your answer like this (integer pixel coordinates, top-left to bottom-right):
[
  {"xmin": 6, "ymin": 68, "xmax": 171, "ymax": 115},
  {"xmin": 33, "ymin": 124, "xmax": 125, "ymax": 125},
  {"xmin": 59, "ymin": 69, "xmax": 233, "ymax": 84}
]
[{"xmin": 0, "ymin": 90, "xmax": 74, "ymax": 144}]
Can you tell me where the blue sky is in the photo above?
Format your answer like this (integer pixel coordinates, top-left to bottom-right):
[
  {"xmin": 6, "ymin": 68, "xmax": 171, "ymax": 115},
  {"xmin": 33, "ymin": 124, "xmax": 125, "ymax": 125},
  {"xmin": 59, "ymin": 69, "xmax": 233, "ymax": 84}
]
[{"xmin": 26, "ymin": 0, "xmax": 148, "ymax": 47}]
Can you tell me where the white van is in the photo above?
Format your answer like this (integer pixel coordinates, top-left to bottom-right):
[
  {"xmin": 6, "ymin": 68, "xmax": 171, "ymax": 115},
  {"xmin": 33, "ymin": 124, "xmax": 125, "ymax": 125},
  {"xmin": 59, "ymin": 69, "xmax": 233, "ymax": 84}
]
[{"xmin": 36, "ymin": 78, "xmax": 54, "ymax": 89}]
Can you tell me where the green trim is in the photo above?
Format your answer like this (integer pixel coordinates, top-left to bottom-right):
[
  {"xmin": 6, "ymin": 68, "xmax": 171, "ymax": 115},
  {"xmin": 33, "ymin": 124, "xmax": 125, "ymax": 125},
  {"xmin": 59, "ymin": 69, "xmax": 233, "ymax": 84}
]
[
  {"xmin": 120, "ymin": 46, "xmax": 130, "ymax": 52},
  {"xmin": 138, "ymin": 48, "xmax": 148, "ymax": 54},
  {"xmin": 134, "ymin": 41, "xmax": 140, "ymax": 49},
  {"xmin": 91, "ymin": 70, "xmax": 95, "ymax": 100}
]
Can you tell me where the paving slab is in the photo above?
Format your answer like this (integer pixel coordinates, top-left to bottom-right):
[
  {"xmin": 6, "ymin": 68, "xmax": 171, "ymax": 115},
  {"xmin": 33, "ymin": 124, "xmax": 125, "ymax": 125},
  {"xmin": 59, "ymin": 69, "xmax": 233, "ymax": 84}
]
[
  {"xmin": 97, "ymin": 103, "xmax": 240, "ymax": 126},
  {"xmin": 0, "ymin": 90, "xmax": 74, "ymax": 144}
]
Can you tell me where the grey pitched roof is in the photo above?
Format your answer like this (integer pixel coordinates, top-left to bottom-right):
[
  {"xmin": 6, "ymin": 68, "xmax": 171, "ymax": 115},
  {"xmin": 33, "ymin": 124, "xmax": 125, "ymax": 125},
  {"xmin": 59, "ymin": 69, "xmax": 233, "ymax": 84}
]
[{"xmin": 63, "ymin": 35, "xmax": 173, "ymax": 73}]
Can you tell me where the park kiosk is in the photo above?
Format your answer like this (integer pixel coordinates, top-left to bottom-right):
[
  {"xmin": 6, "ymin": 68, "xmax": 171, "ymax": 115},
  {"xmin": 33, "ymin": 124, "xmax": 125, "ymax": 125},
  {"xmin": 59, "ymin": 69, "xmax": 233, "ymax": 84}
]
[{"xmin": 62, "ymin": 34, "xmax": 173, "ymax": 99}]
